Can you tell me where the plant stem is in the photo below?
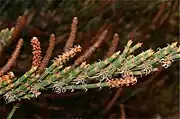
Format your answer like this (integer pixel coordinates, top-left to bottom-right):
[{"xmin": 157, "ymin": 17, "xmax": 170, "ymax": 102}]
[{"xmin": 7, "ymin": 104, "xmax": 19, "ymax": 119}]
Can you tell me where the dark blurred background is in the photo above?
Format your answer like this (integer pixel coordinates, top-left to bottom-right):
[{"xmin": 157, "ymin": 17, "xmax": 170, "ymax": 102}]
[{"xmin": 0, "ymin": 0, "xmax": 179, "ymax": 118}]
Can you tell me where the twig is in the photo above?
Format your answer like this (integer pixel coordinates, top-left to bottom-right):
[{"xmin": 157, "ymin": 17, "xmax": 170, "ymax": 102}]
[
  {"xmin": 10, "ymin": 9, "xmax": 35, "ymax": 39},
  {"xmin": 73, "ymin": 30, "xmax": 108, "ymax": 67},
  {"xmin": 10, "ymin": 14, "xmax": 27, "ymax": 40},
  {"xmin": 105, "ymin": 33, "xmax": 119, "ymax": 58},
  {"xmin": 120, "ymin": 104, "xmax": 126, "ymax": 119},
  {"xmin": 104, "ymin": 88, "xmax": 123, "ymax": 114},
  {"xmin": 0, "ymin": 39, "xmax": 23, "ymax": 77},
  {"xmin": 7, "ymin": 104, "xmax": 20, "ymax": 119},
  {"xmin": 55, "ymin": 33, "xmax": 69, "ymax": 45},
  {"xmin": 80, "ymin": 24, "xmax": 109, "ymax": 51},
  {"xmin": 159, "ymin": 0, "xmax": 178, "ymax": 26},
  {"xmin": 28, "ymin": 27, "xmax": 49, "ymax": 37},
  {"xmin": 151, "ymin": 0, "xmax": 168, "ymax": 27}
]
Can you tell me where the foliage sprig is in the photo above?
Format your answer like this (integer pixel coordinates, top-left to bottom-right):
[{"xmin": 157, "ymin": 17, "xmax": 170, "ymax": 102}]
[{"xmin": 0, "ymin": 17, "xmax": 179, "ymax": 103}]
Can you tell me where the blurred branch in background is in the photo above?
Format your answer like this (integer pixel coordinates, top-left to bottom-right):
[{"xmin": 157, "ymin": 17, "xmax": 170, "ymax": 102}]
[{"xmin": 0, "ymin": 0, "xmax": 179, "ymax": 118}]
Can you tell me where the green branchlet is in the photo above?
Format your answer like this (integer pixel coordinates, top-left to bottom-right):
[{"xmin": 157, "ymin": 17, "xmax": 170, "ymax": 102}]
[{"xmin": 1, "ymin": 40, "xmax": 179, "ymax": 103}]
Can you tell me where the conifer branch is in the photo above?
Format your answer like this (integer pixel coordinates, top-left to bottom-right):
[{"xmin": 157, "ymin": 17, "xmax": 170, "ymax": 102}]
[
  {"xmin": 0, "ymin": 39, "xmax": 23, "ymax": 77},
  {"xmin": 0, "ymin": 39, "xmax": 178, "ymax": 103},
  {"xmin": 0, "ymin": 17, "xmax": 179, "ymax": 104}
]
